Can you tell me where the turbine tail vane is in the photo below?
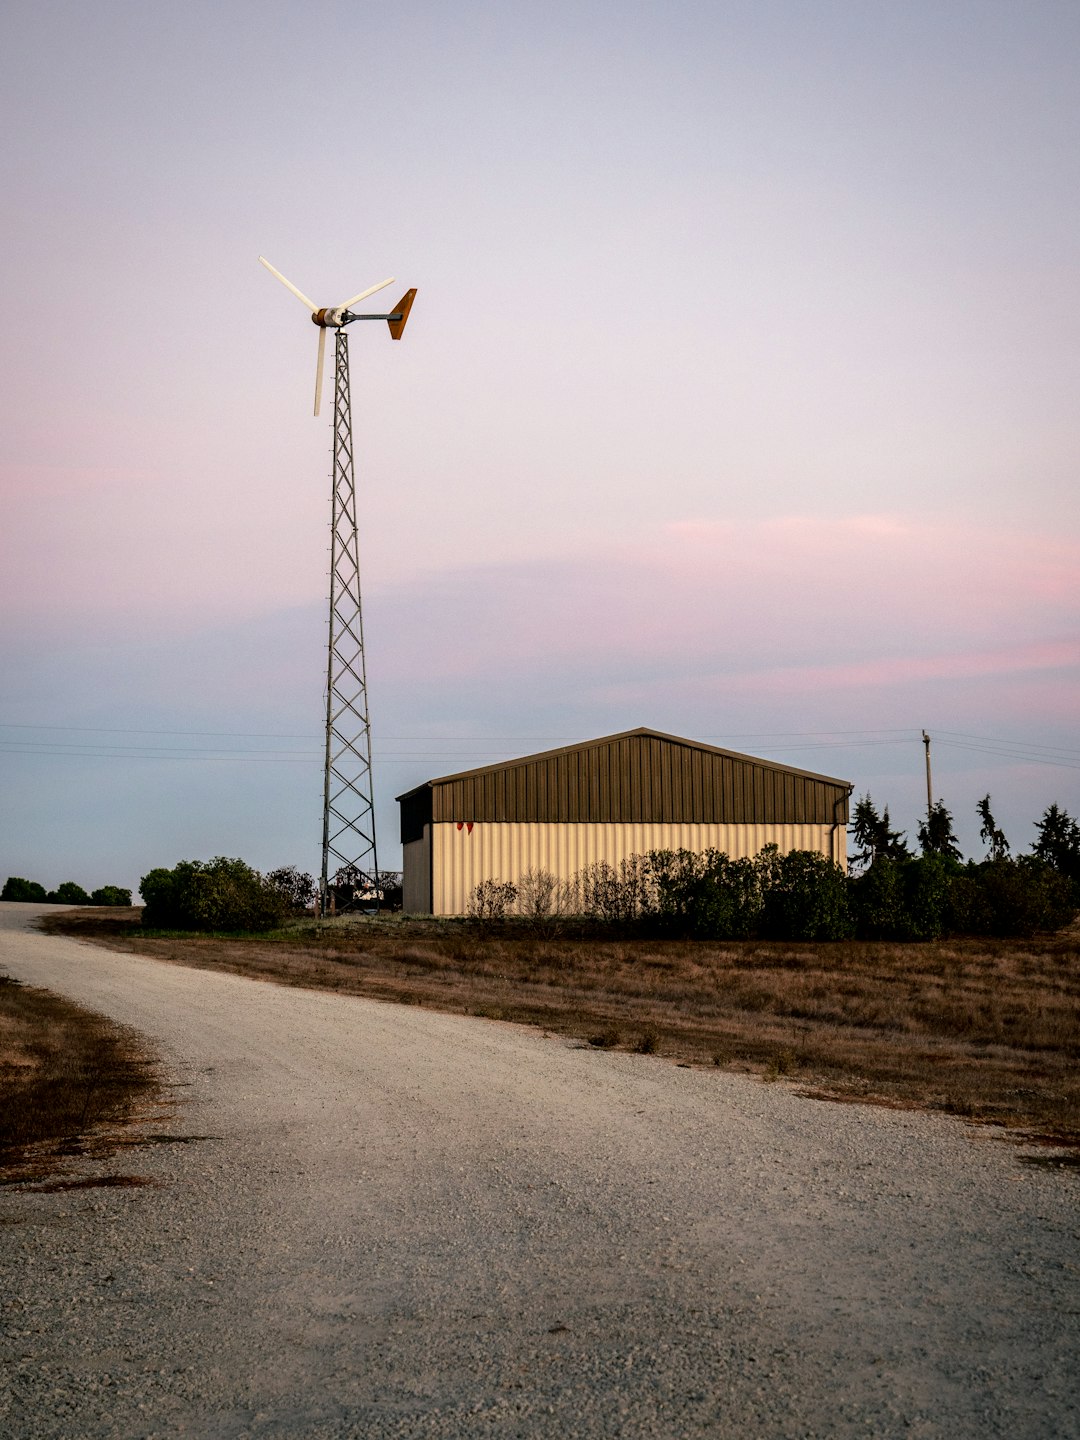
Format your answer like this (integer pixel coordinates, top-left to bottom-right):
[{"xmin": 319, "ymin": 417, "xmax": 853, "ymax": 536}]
[{"xmin": 388, "ymin": 289, "xmax": 417, "ymax": 340}]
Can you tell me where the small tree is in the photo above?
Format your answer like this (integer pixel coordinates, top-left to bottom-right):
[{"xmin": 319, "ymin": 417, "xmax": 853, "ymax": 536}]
[
  {"xmin": 47, "ymin": 881, "xmax": 91, "ymax": 905},
  {"xmin": 976, "ymin": 795, "xmax": 1009, "ymax": 861},
  {"xmin": 1032, "ymin": 804, "xmax": 1080, "ymax": 889},
  {"xmin": 90, "ymin": 885, "xmax": 132, "ymax": 906},
  {"xmin": 917, "ymin": 802, "xmax": 963, "ymax": 862},
  {"xmin": 849, "ymin": 794, "xmax": 910, "ymax": 871},
  {"xmin": 140, "ymin": 858, "xmax": 288, "ymax": 932},
  {"xmin": 901, "ymin": 854, "xmax": 952, "ymax": 940},
  {"xmin": 2, "ymin": 877, "xmax": 48, "ymax": 902},
  {"xmin": 852, "ymin": 857, "xmax": 908, "ymax": 939},
  {"xmin": 757, "ymin": 846, "xmax": 853, "ymax": 941},
  {"xmin": 515, "ymin": 868, "xmax": 570, "ymax": 935},
  {"xmin": 265, "ymin": 865, "xmax": 316, "ymax": 914},
  {"xmin": 467, "ymin": 878, "xmax": 517, "ymax": 924}
]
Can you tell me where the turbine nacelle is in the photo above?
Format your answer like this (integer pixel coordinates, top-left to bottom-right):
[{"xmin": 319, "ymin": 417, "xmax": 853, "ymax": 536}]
[{"xmin": 312, "ymin": 307, "xmax": 349, "ymax": 329}]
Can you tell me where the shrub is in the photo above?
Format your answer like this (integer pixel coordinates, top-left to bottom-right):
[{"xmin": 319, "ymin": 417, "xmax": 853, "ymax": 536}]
[
  {"xmin": 852, "ymin": 858, "xmax": 908, "ymax": 940},
  {"xmin": 46, "ymin": 881, "xmax": 91, "ymax": 905},
  {"xmin": 265, "ymin": 866, "xmax": 316, "ymax": 914},
  {"xmin": 515, "ymin": 868, "xmax": 571, "ymax": 935},
  {"xmin": 90, "ymin": 885, "xmax": 132, "ymax": 907},
  {"xmin": 900, "ymin": 854, "xmax": 953, "ymax": 941},
  {"xmin": 757, "ymin": 846, "xmax": 853, "ymax": 941},
  {"xmin": 139, "ymin": 857, "xmax": 288, "ymax": 932},
  {"xmin": 577, "ymin": 857, "xmax": 649, "ymax": 925},
  {"xmin": 2, "ymin": 877, "xmax": 48, "ymax": 903},
  {"xmin": 682, "ymin": 851, "xmax": 762, "ymax": 940},
  {"xmin": 945, "ymin": 866, "xmax": 994, "ymax": 936},
  {"xmin": 968, "ymin": 857, "xmax": 1074, "ymax": 938},
  {"xmin": 642, "ymin": 848, "xmax": 705, "ymax": 930},
  {"xmin": 467, "ymin": 878, "xmax": 517, "ymax": 924}
]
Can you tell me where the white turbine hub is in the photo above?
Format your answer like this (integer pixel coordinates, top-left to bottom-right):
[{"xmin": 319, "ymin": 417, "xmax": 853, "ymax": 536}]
[{"xmin": 312, "ymin": 307, "xmax": 348, "ymax": 328}]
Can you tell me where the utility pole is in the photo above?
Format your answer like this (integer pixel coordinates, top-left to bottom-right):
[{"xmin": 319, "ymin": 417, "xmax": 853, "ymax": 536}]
[{"xmin": 922, "ymin": 730, "xmax": 933, "ymax": 820}]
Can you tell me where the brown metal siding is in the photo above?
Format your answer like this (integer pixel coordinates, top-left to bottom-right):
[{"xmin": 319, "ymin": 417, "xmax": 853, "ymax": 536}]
[{"xmin": 422, "ymin": 731, "xmax": 848, "ymax": 827}]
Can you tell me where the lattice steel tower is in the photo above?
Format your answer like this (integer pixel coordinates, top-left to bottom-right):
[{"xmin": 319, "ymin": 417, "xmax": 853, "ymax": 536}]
[{"xmin": 258, "ymin": 256, "xmax": 416, "ymax": 915}]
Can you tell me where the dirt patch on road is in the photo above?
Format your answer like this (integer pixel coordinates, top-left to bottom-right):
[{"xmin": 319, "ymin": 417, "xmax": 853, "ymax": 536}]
[{"xmin": 0, "ymin": 971, "xmax": 160, "ymax": 1179}]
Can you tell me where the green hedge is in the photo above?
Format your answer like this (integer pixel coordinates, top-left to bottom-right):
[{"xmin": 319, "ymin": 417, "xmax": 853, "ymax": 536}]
[{"xmin": 139, "ymin": 857, "xmax": 289, "ymax": 932}]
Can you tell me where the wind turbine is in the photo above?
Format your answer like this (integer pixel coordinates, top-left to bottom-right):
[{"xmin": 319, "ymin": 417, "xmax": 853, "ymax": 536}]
[{"xmin": 260, "ymin": 256, "xmax": 417, "ymax": 915}]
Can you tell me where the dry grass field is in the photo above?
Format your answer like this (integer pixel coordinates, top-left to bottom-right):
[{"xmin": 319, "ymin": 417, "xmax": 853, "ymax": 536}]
[
  {"xmin": 0, "ymin": 973, "xmax": 159, "ymax": 1174},
  {"xmin": 43, "ymin": 908, "xmax": 1080, "ymax": 1148}
]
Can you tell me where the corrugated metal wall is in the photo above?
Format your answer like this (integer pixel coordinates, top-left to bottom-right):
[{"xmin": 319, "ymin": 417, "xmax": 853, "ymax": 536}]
[
  {"xmin": 427, "ymin": 821, "xmax": 845, "ymax": 916},
  {"xmin": 425, "ymin": 731, "xmax": 847, "ymax": 826}
]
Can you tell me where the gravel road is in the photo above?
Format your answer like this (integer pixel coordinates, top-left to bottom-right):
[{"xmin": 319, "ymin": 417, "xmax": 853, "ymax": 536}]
[{"xmin": 1, "ymin": 901, "xmax": 1077, "ymax": 1439}]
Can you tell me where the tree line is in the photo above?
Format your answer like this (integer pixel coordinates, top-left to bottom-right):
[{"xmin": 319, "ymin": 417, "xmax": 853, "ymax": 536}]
[{"xmin": 2, "ymin": 877, "xmax": 131, "ymax": 906}]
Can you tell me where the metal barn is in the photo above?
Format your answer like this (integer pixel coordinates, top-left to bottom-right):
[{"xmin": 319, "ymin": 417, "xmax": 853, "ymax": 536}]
[{"xmin": 397, "ymin": 728, "xmax": 852, "ymax": 916}]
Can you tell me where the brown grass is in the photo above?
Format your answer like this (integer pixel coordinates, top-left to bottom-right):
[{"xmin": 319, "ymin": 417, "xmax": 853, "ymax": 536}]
[
  {"xmin": 43, "ymin": 909, "xmax": 1080, "ymax": 1146},
  {"xmin": 0, "ymin": 973, "xmax": 159, "ymax": 1175}
]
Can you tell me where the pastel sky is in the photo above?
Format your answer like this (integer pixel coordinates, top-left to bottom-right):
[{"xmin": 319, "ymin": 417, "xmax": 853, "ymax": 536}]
[{"xmin": 2, "ymin": 0, "xmax": 1078, "ymax": 891}]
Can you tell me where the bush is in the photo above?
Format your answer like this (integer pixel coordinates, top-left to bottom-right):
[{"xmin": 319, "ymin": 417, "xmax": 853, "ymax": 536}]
[
  {"xmin": 698, "ymin": 852, "xmax": 763, "ymax": 938},
  {"xmin": 139, "ymin": 857, "xmax": 288, "ymax": 932},
  {"xmin": 90, "ymin": 885, "xmax": 132, "ymax": 906},
  {"xmin": 467, "ymin": 878, "xmax": 517, "ymax": 924},
  {"xmin": 514, "ymin": 868, "xmax": 571, "ymax": 936},
  {"xmin": 757, "ymin": 846, "xmax": 853, "ymax": 941},
  {"xmin": 265, "ymin": 866, "xmax": 316, "ymax": 914},
  {"xmin": 900, "ymin": 854, "xmax": 954, "ymax": 941},
  {"xmin": 577, "ymin": 857, "xmax": 650, "ymax": 925},
  {"xmin": 955, "ymin": 857, "xmax": 1075, "ymax": 939},
  {"xmin": 2, "ymin": 877, "xmax": 48, "ymax": 903},
  {"xmin": 852, "ymin": 858, "xmax": 909, "ymax": 940},
  {"xmin": 46, "ymin": 881, "xmax": 91, "ymax": 905},
  {"xmin": 855, "ymin": 854, "xmax": 975, "ymax": 941}
]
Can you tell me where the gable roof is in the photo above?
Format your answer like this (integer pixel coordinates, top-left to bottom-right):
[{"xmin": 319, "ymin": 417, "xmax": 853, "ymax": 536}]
[
  {"xmin": 398, "ymin": 727, "xmax": 851, "ymax": 837},
  {"xmin": 397, "ymin": 727, "xmax": 849, "ymax": 796}
]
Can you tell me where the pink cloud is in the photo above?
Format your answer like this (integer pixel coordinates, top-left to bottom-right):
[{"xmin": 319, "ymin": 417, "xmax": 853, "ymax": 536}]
[{"xmin": 376, "ymin": 512, "xmax": 1080, "ymax": 712}]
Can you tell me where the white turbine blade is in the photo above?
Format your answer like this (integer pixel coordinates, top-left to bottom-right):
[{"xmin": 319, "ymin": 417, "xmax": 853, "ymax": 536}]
[
  {"xmin": 259, "ymin": 255, "xmax": 317, "ymax": 312},
  {"xmin": 314, "ymin": 326, "xmax": 327, "ymax": 417},
  {"xmin": 337, "ymin": 276, "xmax": 395, "ymax": 310}
]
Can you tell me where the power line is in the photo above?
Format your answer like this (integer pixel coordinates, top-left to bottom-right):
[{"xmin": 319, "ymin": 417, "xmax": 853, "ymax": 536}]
[
  {"xmin": 935, "ymin": 729, "xmax": 1080, "ymax": 759},
  {"xmin": 3, "ymin": 724, "xmax": 1078, "ymax": 774},
  {"xmin": 933, "ymin": 739, "xmax": 1080, "ymax": 772},
  {"xmin": 0, "ymin": 721, "xmax": 920, "ymax": 741}
]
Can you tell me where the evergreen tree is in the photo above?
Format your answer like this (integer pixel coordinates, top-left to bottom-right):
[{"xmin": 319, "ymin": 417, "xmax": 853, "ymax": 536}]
[
  {"xmin": 849, "ymin": 794, "xmax": 910, "ymax": 870},
  {"xmin": 1032, "ymin": 804, "xmax": 1080, "ymax": 885},
  {"xmin": 917, "ymin": 801, "xmax": 963, "ymax": 862},
  {"xmin": 976, "ymin": 794, "xmax": 1009, "ymax": 860}
]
